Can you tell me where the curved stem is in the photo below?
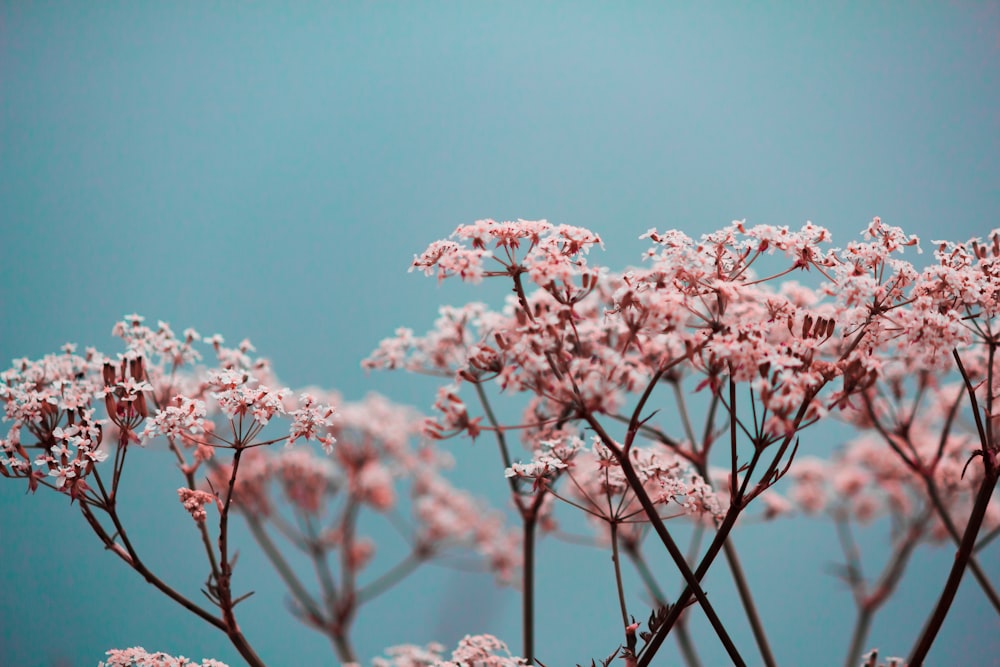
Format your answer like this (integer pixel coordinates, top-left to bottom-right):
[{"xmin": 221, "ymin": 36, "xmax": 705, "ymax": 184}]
[{"xmin": 79, "ymin": 502, "xmax": 226, "ymax": 631}]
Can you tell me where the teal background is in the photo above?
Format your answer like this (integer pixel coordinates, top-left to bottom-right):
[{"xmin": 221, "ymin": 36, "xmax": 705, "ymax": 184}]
[{"xmin": 1, "ymin": 2, "xmax": 997, "ymax": 665}]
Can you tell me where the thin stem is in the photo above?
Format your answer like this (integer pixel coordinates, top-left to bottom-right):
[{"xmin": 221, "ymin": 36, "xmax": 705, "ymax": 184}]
[
  {"xmin": 610, "ymin": 522, "xmax": 630, "ymax": 630},
  {"xmin": 244, "ymin": 515, "xmax": 325, "ymax": 625},
  {"xmin": 357, "ymin": 552, "xmax": 423, "ymax": 604},
  {"xmin": 216, "ymin": 447, "xmax": 268, "ymax": 667},
  {"xmin": 474, "ymin": 382, "xmax": 516, "ymax": 480},
  {"xmin": 841, "ymin": 514, "xmax": 926, "ymax": 667},
  {"xmin": 473, "ymin": 374, "xmax": 537, "ymax": 661},
  {"xmin": 671, "ymin": 379, "xmax": 698, "ymax": 447},
  {"xmin": 975, "ymin": 524, "xmax": 1000, "ymax": 552},
  {"xmin": 636, "ymin": 504, "xmax": 741, "ymax": 667},
  {"xmin": 693, "ymin": 437, "xmax": 776, "ymax": 667},
  {"xmin": 845, "ymin": 608, "xmax": 874, "ymax": 667},
  {"xmin": 722, "ymin": 539, "xmax": 777, "ymax": 667},
  {"xmin": 167, "ymin": 438, "xmax": 221, "ymax": 578}
]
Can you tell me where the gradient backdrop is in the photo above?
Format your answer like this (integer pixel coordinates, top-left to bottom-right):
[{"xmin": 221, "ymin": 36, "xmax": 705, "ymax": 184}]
[{"xmin": 1, "ymin": 3, "xmax": 998, "ymax": 666}]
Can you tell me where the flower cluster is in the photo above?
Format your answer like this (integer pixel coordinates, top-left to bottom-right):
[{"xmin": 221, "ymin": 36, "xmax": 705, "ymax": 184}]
[
  {"xmin": 411, "ymin": 218, "xmax": 602, "ymax": 291},
  {"xmin": 0, "ymin": 344, "xmax": 108, "ymax": 497},
  {"xmin": 345, "ymin": 634, "xmax": 527, "ymax": 667},
  {"xmin": 100, "ymin": 647, "xmax": 229, "ymax": 667}
]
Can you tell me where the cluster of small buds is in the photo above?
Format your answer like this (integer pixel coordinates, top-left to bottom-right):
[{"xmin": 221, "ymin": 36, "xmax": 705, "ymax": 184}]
[
  {"xmin": 377, "ymin": 219, "xmax": 930, "ymax": 465},
  {"xmin": 112, "ymin": 315, "xmax": 204, "ymax": 369},
  {"xmin": 1, "ymin": 316, "xmax": 344, "ymax": 507},
  {"xmin": 30, "ymin": 412, "xmax": 108, "ymax": 499},
  {"xmin": 424, "ymin": 384, "xmax": 482, "ymax": 440},
  {"xmin": 177, "ymin": 488, "xmax": 218, "ymax": 525},
  {"xmin": 101, "ymin": 355, "xmax": 152, "ymax": 433},
  {"xmin": 506, "ymin": 431, "xmax": 722, "ymax": 544},
  {"xmin": 202, "ymin": 392, "xmax": 519, "ymax": 586},
  {"xmin": 99, "ymin": 646, "xmax": 229, "ymax": 667}
]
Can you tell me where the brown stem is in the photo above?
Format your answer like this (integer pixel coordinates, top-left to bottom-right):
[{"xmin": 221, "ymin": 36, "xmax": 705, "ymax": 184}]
[
  {"xmin": 79, "ymin": 501, "xmax": 226, "ymax": 631},
  {"xmin": 623, "ymin": 541, "xmax": 702, "ymax": 667},
  {"xmin": 908, "ymin": 469, "xmax": 999, "ymax": 664},
  {"xmin": 215, "ymin": 447, "xmax": 268, "ymax": 667},
  {"xmin": 922, "ymin": 481, "xmax": 1000, "ymax": 613}
]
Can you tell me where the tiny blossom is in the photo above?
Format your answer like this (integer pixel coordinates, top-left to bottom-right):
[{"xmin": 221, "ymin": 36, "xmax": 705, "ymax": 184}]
[
  {"xmin": 410, "ymin": 219, "xmax": 602, "ymax": 290},
  {"xmin": 446, "ymin": 634, "xmax": 528, "ymax": 666},
  {"xmin": 363, "ymin": 642, "xmax": 446, "ymax": 667}
]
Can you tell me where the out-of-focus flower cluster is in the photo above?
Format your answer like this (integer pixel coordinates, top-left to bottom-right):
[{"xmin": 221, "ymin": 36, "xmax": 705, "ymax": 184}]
[
  {"xmin": 790, "ymin": 371, "xmax": 999, "ymax": 541},
  {"xmin": 204, "ymin": 392, "xmax": 521, "ymax": 584}
]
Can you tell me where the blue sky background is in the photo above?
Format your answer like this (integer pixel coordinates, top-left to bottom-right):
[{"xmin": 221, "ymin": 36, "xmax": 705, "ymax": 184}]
[{"xmin": 1, "ymin": 2, "xmax": 998, "ymax": 666}]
